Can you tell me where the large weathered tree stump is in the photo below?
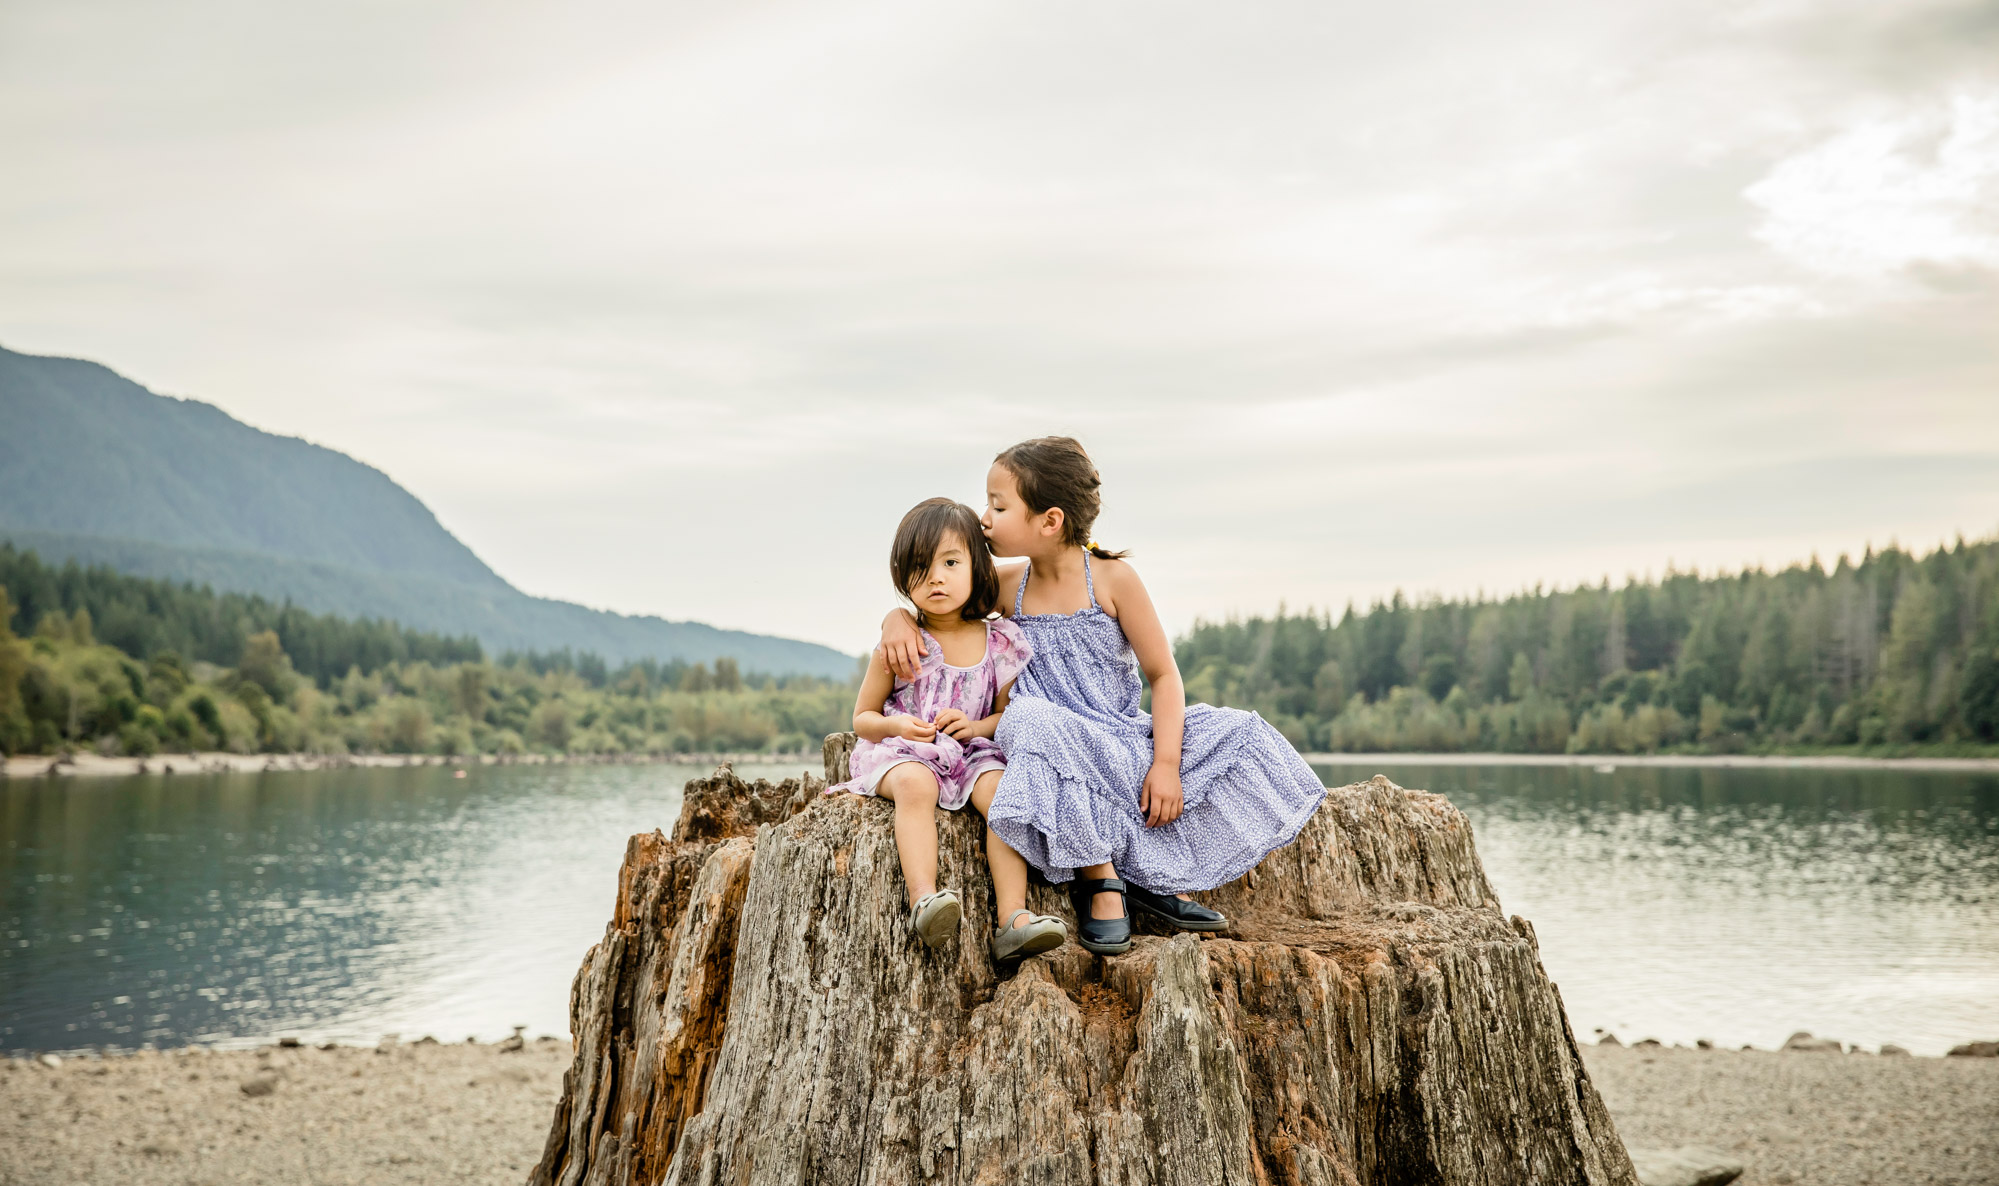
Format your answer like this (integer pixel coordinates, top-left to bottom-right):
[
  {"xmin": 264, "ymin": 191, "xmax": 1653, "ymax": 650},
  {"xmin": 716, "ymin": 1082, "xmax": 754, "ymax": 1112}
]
[{"xmin": 529, "ymin": 735, "xmax": 1636, "ymax": 1186}]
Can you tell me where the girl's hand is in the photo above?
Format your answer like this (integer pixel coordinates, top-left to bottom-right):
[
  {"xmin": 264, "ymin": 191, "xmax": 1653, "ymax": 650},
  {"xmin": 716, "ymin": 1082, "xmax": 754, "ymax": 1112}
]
[
  {"xmin": 933, "ymin": 709, "xmax": 974, "ymax": 740},
  {"xmin": 894, "ymin": 715, "xmax": 937, "ymax": 743},
  {"xmin": 1140, "ymin": 762, "xmax": 1184, "ymax": 827},
  {"xmin": 881, "ymin": 610, "xmax": 926, "ymax": 681}
]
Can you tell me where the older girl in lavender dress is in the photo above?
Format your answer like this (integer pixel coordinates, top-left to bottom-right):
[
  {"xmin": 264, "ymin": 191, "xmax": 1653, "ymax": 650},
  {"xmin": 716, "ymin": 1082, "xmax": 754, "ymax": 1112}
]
[{"xmin": 831, "ymin": 497, "xmax": 1068, "ymax": 963}]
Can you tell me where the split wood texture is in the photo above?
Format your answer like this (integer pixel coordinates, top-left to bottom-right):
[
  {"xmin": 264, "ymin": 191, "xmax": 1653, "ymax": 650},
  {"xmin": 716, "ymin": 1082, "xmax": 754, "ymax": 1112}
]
[{"xmin": 529, "ymin": 734, "xmax": 1636, "ymax": 1186}]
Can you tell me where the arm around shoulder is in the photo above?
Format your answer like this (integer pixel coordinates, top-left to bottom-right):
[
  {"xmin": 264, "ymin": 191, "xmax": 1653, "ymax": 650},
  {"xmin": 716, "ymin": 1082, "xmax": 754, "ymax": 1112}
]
[{"xmin": 879, "ymin": 607, "xmax": 924, "ymax": 681}]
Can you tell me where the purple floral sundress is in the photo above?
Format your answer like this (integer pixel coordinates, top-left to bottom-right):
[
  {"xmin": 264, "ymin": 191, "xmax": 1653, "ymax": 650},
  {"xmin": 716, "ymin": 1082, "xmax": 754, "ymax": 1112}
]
[{"xmin": 831, "ymin": 618, "xmax": 1033, "ymax": 811}]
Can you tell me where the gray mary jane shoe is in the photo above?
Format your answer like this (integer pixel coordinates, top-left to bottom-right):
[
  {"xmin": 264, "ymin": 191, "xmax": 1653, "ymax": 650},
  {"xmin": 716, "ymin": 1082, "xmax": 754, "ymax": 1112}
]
[
  {"xmin": 909, "ymin": 889, "xmax": 963, "ymax": 950},
  {"xmin": 991, "ymin": 908, "xmax": 1067, "ymax": 963}
]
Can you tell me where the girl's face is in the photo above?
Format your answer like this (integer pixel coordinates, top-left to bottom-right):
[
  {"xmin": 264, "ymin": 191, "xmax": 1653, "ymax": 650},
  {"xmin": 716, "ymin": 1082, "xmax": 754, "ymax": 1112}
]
[
  {"xmin": 908, "ymin": 529, "xmax": 975, "ymax": 621},
  {"xmin": 981, "ymin": 463, "xmax": 1057, "ymax": 558}
]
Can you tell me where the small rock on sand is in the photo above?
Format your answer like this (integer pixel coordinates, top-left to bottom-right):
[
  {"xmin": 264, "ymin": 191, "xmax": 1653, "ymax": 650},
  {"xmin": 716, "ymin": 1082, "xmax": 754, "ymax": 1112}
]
[
  {"xmin": 240, "ymin": 1072, "xmax": 278, "ymax": 1097},
  {"xmin": 1946, "ymin": 1039, "xmax": 1999, "ymax": 1057},
  {"xmin": 1627, "ymin": 1145, "xmax": 1744, "ymax": 1186},
  {"xmin": 38, "ymin": 1054, "xmax": 61, "ymax": 1069},
  {"xmin": 1878, "ymin": 1043, "xmax": 1911, "ymax": 1056},
  {"xmin": 1782, "ymin": 1031, "xmax": 1842, "ymax": 1053}
]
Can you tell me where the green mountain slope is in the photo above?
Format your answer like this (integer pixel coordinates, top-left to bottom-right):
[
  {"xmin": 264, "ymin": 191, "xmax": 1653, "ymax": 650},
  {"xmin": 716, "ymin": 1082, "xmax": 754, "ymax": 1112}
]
[
  {"xmin": 0, "ymin": 346, "xmax": 506, "ymax": 589},
  {"xmin": 0, "ymin": 345, "xmax": 856, "ymax": 678}
]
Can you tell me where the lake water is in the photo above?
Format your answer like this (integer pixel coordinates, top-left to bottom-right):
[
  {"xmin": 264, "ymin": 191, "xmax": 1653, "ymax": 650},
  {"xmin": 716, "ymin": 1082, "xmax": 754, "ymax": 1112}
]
[{"xmin": 4, "ymin": 760, "xmax": 1996, "ymax": 1057}]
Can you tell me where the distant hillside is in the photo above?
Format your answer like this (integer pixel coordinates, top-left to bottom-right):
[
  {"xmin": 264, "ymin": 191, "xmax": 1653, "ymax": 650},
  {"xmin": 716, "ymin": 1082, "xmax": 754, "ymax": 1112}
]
[
  {"xmin": 0, "ymin": 347, "xmax": 505, "ymax": 589},
  {"xmin": 0, "ymin": 345, "xmax": 856, "ymax": 679}
]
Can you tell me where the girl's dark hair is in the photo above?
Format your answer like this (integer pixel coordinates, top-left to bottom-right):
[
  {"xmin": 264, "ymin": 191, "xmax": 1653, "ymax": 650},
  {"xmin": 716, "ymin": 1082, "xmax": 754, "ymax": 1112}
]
[
  {"xmin": 993, "ymin": 436, "xmax": 1130, "ymax": 559},
  {"xmin": 890, "ymin": 497, "xmax": 1000, "ymax": 621}
]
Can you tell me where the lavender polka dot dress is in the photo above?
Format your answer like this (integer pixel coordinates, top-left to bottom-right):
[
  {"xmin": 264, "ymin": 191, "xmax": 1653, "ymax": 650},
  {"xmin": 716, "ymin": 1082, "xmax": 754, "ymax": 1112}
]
[{"xmin": 988, "ymin": 553, "xmax": 1328, "ymax": 895}]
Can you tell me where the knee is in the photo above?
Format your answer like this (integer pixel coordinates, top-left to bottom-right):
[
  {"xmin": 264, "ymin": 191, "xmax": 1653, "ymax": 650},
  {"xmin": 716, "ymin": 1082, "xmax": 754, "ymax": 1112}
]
[
  {"xmin": 968, "ymin": 770, "xmax": 1002, "ymax": 815},
  {"xmin": 884, "ymin": 763, "xmax": 940, "ymax": 805}
]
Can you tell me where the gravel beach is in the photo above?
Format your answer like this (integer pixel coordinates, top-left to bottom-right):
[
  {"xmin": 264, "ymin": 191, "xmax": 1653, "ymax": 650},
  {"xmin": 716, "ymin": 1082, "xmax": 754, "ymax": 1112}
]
[
  {"xmin": 1585, "ymin": 1043, "xmax": 1999, "ymax": 1185},
  {"xmin": 0, "ymin": 1039, "xmax": 569, "ymax": 1186},
  {"xmin": 0, "ymin": 1038, "xmax": 1992, "ymax": 1184}
]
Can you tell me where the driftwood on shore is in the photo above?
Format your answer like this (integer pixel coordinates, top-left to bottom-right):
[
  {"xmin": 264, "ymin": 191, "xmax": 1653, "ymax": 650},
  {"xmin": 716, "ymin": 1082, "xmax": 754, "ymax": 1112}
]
[{"xmin": 528, "ymin": 734, "xmax": 1636, "ymax": 1186}]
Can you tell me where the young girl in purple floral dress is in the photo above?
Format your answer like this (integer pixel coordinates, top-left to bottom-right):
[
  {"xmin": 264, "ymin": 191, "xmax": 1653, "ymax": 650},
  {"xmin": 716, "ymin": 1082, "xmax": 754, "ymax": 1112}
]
[{"xmin": 831, "ymin": 497, "xmax": 1069, "ymax": 963}]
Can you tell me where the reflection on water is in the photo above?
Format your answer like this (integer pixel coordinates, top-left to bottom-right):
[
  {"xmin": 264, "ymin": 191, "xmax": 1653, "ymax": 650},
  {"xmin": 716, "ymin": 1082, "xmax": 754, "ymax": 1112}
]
[
  {"xmin": 1312, "ymin": 762, "xmax": 1999, "ymax": 1056},
  {"xmin": 1, "ymin": 762, "xmax": 810, "ymax": 1054},
  {"xmin": 4, "ymin": 761, "xmax": 1995, "ymax": 1056}
]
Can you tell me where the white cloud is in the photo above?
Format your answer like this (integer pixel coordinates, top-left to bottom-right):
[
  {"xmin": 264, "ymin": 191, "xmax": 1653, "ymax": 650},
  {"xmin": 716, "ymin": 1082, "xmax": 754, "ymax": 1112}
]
[{"xmin": 1747, "ymin": 90, "xmax": 1999, "ymax": 277}]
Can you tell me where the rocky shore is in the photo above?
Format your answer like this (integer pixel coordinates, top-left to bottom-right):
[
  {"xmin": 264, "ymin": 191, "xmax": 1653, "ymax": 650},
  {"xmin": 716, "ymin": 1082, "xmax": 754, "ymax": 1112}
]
[
  {"xmin": 1, "ymin": 1038, "xmax": 1991, "ymax": 1186},
  {"xmin": 0, "ymin": 749, "xmax": 817, "ymax": 781},
  {"xmin": 0, "ymin": 1037, "xmax": 571, "ymax": 1186}
]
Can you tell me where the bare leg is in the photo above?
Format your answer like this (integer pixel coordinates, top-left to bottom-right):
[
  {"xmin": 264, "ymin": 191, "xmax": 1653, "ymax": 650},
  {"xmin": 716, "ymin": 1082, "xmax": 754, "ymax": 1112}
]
[
  {"xmin": 876, "ymin": 763, "xmax": 941, "ymax": 906},
  {"xmin": 1078, "ymin": 861, "xmax": 1126, "ymax": 920},
  {"xmin": 968, "ymin": 770, "xmax": 1031, "ymax": 930}
]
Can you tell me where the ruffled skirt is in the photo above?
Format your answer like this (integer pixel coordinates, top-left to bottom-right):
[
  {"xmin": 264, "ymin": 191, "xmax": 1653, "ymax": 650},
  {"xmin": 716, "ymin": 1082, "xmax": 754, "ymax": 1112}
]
[
  {"xmin": 987, "ymin": 697, "xmax": 1326, "ymax": 893},
  {"xmin": 830, "ymin": 733, "xmax": 1005, "ymax": 811}
]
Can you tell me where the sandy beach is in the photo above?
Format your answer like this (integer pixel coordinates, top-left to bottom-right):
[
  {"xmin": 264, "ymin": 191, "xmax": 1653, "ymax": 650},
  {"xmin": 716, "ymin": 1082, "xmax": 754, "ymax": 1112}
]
[{"xmin": 2, "ymin": 1038, "xmax": 1992, "ymax": 1185}]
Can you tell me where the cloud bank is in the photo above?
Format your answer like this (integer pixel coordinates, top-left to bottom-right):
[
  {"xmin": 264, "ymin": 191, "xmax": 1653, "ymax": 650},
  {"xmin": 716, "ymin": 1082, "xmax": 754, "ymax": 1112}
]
[{"xmin": 1, "ymin": 0, "xmax": 1995, "ymax": 650}]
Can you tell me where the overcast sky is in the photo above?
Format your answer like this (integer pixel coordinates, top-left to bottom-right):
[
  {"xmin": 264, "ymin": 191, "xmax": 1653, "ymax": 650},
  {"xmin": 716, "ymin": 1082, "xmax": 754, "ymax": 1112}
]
[{"xmin": 3, "ymin": 0, "xmax": 1996, "ymax": 653}]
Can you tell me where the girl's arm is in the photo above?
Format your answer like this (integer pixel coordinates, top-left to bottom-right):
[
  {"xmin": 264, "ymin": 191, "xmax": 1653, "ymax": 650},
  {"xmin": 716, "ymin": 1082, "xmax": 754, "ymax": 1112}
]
[
  {"xmin": 852, "ymin": 650, "xmax": 935, "ymax": 744},
  {"xmin": 1098, "ymin": 560, "xmax": 1186, "ymax": 827}
]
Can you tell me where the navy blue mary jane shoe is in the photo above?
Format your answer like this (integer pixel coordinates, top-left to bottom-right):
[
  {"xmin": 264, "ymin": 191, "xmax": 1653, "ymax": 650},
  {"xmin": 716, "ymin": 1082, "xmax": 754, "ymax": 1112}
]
[
  {"xmin": 1126, "ymin": 882, "xmax": 1229, "ymax": 932},
  {"xmin": 1066, "ymin": 877, "xmax": 1134, "ymax": 955}
]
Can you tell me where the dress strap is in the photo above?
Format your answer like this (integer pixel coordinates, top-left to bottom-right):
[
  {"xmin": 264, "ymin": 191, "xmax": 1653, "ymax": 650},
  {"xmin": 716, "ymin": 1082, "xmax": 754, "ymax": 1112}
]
[
  {"xmin": 1082, "ymin": 550, "xmax": 1099, "ymax": 609},
  {"xmin": 1013, "ymin": 562, "xmax": 1031, "ymax": 617}
]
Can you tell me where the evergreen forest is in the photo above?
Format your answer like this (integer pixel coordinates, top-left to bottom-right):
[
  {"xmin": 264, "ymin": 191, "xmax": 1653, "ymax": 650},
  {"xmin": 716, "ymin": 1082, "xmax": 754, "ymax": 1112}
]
[
  {"xmin": 1175, "ymin": 534, "xmax": 1999, "ymax": 755},
  {"xmin": 0, "ymin": 548, "xmax": 852, "ymax": 759},
  {"xmin": 7, "ymin": 534, "xmax": 1999, "ymax": 762}
]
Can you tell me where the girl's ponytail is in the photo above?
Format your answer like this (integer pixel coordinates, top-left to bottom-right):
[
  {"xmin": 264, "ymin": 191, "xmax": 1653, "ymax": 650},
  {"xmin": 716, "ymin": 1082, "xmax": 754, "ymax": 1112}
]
[{"xmin": 994, "ymin": 436, "xmax": 1130, "ymax": 559}]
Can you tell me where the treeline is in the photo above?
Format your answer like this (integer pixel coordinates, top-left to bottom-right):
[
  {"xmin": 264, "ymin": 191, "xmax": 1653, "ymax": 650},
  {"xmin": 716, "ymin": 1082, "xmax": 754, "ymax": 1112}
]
[
  {"xmin": 0, "ymin": 548, "xmax": 854, "ymax": 758},
  {"xmin": 1176, "ymin": 535, "xmax": 1999, "ymax": 755},
  {"xmin": 0, "ymin": 544, "xmax": 481, "ymax": 683},
  {"xmin": 0, "ymin": 606, "xmax": 849, "ymax": 759},
  {"xmin": 14, "ymin": 532, "xmax": 1999, "ymax": 761}
]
